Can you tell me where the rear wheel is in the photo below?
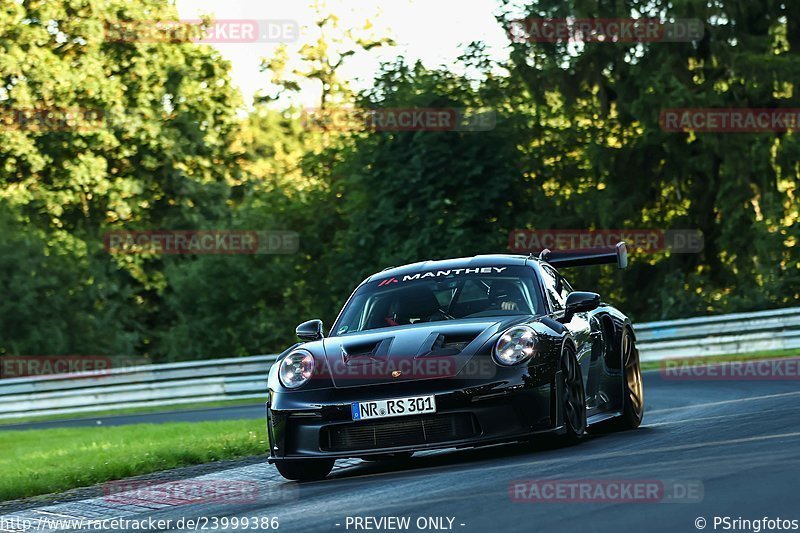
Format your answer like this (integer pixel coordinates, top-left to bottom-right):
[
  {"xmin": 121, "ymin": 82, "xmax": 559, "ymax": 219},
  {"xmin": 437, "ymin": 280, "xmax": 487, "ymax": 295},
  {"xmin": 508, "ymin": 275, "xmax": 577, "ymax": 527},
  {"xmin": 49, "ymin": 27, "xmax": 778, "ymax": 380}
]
[
  {"xmin": 274, "ymin": 458, "xmax": 334, "ymax": 481},
  {"xmin": 617, "ymin": 327, "xmax": 644, "ymax": 429},
  {"xmin": 560, "ymin": 346, "xmax": 586, "ymax": 443},
  {"xmin": 597, "ymin": 327, "xmax": 644, "ymax": 432}
]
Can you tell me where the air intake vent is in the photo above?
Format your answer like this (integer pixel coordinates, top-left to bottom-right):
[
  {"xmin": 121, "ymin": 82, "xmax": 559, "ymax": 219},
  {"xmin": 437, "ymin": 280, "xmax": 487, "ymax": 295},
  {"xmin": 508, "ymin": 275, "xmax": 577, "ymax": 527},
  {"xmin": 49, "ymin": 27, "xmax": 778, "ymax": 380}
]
[
  {"xmin": 341, "ymin": 338, "xmax": 393, "ymax": 363},
  {"xmin": 420, "ymin": 333, "xmax": 478, "ymax": 357},
  {"xmin": 343, "ymin": 341, "xmax": 382, "ymax": 357},
  {"xmin": 321, "ymin": 413, "xmax": 480, "ymax": 452}
]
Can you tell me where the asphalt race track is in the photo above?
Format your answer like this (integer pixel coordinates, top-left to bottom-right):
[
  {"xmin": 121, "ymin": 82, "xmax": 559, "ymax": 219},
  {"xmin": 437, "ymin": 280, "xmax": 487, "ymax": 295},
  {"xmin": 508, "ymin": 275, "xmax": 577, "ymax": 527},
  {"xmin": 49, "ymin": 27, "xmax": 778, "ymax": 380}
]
[{"xmin": 2, "ymin": 364, "xmax": 799, "ymax": 533}]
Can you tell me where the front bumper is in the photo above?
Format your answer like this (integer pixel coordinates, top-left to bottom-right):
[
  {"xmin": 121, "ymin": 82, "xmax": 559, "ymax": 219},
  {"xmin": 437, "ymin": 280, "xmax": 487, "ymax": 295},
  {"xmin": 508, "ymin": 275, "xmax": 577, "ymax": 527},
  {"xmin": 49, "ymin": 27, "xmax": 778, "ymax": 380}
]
[{"xmin": 266, "ymin": 369, "xmax": 561, "ymax": 461}]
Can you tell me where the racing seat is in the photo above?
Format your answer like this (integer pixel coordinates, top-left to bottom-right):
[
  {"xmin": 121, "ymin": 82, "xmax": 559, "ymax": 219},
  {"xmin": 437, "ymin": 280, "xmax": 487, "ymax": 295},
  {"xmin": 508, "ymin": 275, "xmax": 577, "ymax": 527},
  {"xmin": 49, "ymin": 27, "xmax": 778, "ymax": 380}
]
[
  {"xmin": 393, "ymin": 287, "xmax": 445, "ymax": 324},
  {"xmin": 365, "ymin": 296, "xmax": 395, "ymax": 330}
]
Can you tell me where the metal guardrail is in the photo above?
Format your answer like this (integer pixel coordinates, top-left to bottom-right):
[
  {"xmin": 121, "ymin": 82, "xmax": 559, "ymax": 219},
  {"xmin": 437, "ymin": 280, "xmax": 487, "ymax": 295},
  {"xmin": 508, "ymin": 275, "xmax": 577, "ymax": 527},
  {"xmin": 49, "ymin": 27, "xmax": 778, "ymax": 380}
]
[
  {"xmin": 634, "ymin": 306, "xmax": 800, "ymax": 362},
  {"xmin": 1, "ymin": 307, "xmax": 798, "ymax": 420},
  {"xmin": 0, "ymin": 355, "xmax": 278, "ymax": 420}
]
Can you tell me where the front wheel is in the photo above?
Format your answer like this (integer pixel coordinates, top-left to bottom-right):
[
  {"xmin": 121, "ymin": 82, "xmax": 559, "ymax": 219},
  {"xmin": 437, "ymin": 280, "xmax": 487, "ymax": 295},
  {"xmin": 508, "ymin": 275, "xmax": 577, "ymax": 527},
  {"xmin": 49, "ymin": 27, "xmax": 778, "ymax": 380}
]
[
  {"xmin": 560, "ymin": 346, "xmax": 586, "ymax": 444},
  {"xmin": 274, "ymin": 458, "xmax": 334, "ymax": 481}
]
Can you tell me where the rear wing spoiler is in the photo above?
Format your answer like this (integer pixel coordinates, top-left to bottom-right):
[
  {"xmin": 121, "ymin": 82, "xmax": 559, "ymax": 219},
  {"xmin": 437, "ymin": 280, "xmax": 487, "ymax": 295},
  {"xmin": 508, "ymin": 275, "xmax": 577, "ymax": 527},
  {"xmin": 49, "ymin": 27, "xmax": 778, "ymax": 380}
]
[{"xmin": 539, "ymin": 241, "xmax": 628, "ymax": 269}]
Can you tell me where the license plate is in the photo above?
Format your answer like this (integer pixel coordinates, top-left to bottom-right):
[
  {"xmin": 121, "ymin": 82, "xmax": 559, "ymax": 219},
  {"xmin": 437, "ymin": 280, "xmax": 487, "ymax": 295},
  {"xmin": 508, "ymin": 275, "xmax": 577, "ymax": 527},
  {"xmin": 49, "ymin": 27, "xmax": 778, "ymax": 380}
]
[{"xmin": 351, "ymin": 395, "xmax": 436, "ymax": 421}]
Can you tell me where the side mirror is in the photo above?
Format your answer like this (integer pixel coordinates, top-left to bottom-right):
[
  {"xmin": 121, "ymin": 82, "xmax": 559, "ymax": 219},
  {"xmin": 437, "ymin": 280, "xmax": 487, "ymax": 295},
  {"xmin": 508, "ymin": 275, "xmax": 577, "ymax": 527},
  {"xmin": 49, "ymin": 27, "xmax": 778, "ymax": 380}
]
[
  {"xmin": 296, "ymin": 319, "xmax": 324, "ymax": 342},
  {"xmin": 615, "ymin": 241, "xmax": 628, "ymax": 269},
  {"xmin": 563, "ymin": 291, "xmax": 600, "ymax": 321}
]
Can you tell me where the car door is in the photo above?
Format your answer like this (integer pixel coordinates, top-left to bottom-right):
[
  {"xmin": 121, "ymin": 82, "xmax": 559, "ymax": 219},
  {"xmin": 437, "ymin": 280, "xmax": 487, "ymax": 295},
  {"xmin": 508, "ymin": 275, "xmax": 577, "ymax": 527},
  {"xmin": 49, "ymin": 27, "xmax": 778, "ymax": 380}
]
[{"xmin": 539, "ymin": 264, "xmax": 599, "ymax": 409}]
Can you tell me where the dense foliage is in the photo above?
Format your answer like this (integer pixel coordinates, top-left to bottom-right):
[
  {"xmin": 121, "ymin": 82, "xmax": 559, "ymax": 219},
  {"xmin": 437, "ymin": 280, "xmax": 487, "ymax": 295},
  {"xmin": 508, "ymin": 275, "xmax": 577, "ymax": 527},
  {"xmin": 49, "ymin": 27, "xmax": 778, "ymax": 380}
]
[{"xmin": 1, "ymin": 0, "xmax": 797, "ymax": 361}]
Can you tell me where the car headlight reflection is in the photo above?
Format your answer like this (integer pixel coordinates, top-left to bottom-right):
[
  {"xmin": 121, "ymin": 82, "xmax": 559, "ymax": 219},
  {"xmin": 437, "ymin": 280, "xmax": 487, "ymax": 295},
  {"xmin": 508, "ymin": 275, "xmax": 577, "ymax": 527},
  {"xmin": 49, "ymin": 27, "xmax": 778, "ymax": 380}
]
[
  {"xmin": 493, "ymin": 325, "xmax": 539, "ymax": 366},
  {"xmin": 279, "ymin": 350, "xmax": 315, "ymax": 389}
]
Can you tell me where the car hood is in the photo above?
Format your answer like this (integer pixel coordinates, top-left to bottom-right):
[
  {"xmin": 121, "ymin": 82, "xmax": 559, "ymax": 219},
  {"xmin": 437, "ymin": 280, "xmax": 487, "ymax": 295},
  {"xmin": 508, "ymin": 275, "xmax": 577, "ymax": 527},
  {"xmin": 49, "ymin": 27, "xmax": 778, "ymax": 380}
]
[{"xmin": 319, "ymin": 316, "xmax": 529, "ymax": 388}]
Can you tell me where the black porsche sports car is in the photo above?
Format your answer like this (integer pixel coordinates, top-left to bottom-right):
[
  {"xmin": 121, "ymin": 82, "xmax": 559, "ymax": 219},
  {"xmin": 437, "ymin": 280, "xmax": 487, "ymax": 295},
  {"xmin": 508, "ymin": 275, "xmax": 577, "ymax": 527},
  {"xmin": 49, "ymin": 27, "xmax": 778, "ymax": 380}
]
[{"xmin": 266, "ymin": 242, "xmax": 643, "ymax": 481}]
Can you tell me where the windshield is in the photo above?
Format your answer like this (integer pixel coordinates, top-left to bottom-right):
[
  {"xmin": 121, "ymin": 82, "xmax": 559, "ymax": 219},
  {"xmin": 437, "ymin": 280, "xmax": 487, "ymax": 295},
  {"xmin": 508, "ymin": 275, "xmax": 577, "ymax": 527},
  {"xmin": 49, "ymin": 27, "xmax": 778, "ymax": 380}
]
[{"xmin": 332, "ymin": 265, "xmax": 544, "ymax": 335}]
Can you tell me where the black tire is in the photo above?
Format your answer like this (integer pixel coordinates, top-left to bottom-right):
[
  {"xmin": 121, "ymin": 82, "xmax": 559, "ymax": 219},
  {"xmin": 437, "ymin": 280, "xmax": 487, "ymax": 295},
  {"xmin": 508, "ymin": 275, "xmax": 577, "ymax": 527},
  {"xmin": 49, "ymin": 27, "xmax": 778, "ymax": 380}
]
[
  {"xmin": 560, "ymin": 345, "xmax": 587, "ymax": 444},
  {"xmin": 597, "ymin": 327, "xmax": 644, "ymax": 432},
  {"xmin": 274, "ymin": 458, "xmax": 334, "ymax": 481}
]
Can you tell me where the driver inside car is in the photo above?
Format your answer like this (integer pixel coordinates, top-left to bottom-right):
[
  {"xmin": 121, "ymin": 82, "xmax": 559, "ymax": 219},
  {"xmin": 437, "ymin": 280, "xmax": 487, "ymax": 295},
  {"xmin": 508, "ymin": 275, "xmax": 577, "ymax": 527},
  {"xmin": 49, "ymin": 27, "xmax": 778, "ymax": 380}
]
[{"xmin": 488, "ymin": 280, "xmax": 527, "ymax": 311}]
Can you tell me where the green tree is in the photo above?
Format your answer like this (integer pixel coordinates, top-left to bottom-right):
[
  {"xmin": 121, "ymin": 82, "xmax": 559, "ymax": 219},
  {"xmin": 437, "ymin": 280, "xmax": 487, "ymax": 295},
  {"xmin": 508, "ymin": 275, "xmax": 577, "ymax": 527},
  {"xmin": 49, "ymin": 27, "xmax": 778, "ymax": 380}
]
[
  {"xmin": 1, "ymin": 0, "xmax": 245, "ymax": 358},
  {"xmin": 259, "ymin": 0, "xmax": 394, "ymax": 109},
  {"xmin": 0, "ymin": 203, "xmax": 138, "ymax": 356},
  {"xmin": 498, "ymin": 0, "xmax": 800, "ymax": 318}
]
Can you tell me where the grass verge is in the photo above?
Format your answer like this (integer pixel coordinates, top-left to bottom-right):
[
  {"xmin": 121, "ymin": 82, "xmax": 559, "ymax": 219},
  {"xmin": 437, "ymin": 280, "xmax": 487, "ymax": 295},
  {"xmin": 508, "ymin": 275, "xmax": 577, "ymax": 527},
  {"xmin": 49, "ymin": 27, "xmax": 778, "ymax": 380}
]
[
  {"xmin": 0, "ymin": 398, "xmax": 264, "ymax": 426},
  {"xmin": 0, "ymin": 419, "xmax": 266, "ymax": 502},
  {"xmin": 640, "ymin": 348, "xmax": 800, "ymax": 371}
]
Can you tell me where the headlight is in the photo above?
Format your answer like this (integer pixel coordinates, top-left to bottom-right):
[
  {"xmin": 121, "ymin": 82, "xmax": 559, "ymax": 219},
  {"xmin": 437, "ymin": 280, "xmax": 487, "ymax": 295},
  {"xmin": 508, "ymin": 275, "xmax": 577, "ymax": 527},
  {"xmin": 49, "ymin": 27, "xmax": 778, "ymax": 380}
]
[
  {"xmin": 493, "ymin": 325, "xmax": 539, "ymax": 366},
  {"xmin": 279, "ymin": 350, "xmax": 315, "ymax": 389}
]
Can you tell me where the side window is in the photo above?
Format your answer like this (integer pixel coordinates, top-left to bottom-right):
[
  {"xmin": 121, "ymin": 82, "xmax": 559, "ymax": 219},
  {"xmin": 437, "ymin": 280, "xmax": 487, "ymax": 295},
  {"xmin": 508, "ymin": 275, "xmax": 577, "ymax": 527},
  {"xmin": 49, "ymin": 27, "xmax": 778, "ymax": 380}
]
[
  {"xmin": 540, "ymin": 265, "xmax": 565, "ymax": 311},
  {"xmin": 433, "ymin": 287, "xmax": 456, "ymax": 308},
  {"xmin": 558, "ymin": 273, "xmax": 573, "ymax": 302}
]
